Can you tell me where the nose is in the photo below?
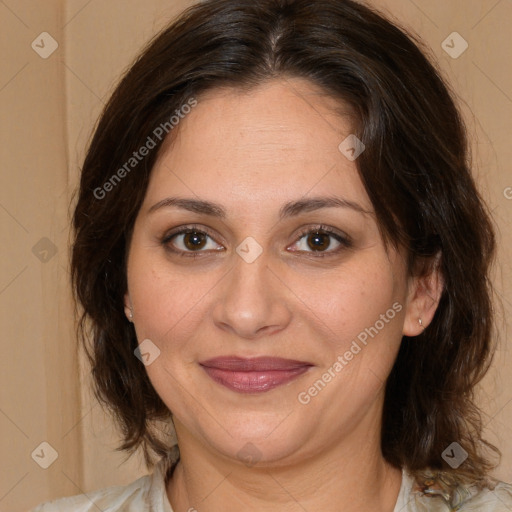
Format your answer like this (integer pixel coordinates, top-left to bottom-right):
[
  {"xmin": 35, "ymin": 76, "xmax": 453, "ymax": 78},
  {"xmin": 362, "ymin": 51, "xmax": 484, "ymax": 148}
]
[{"xmin": 212, "ymin": 249, "xmax": 292, "ymax": 340}]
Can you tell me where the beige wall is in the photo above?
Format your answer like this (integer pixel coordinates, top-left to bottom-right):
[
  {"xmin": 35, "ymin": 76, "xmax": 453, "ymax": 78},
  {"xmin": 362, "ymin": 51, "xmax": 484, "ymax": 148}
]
[{"xmin": 0, "ymin": 1, "xmax": 510, "ymax": 510}]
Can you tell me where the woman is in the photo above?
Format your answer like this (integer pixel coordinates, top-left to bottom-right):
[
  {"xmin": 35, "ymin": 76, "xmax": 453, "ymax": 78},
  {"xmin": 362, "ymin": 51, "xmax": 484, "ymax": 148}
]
[{"xmin": 32, "ymin": 0, "xmax": 512, "ymax": 510}]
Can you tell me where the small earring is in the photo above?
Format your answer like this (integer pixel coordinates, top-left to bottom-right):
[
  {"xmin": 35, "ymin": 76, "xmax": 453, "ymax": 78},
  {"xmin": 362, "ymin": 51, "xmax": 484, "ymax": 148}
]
[
  {"xmin": 418, "ymin": 318, "xmax": 425, "ymax": 330},
  {"xmin": 125, "ymin": 305, "xmax": 134, "ymax": 322}
]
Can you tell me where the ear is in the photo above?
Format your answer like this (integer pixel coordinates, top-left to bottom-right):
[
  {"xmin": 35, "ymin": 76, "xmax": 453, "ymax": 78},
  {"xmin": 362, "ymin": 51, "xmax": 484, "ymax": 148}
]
[
  {"xmin": 124, "ymin": 292, "xmax": 133, "ymax": 322},
  {"xmin": 402, "ymin": 252, "xmax": 444, "ymax": 337}
]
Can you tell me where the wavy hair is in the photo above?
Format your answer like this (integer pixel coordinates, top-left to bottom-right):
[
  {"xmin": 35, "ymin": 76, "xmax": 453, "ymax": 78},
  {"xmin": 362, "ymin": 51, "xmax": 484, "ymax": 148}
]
[{"xmin": 71, "ymin": 0, "xmax": 499, "ymax": 485}]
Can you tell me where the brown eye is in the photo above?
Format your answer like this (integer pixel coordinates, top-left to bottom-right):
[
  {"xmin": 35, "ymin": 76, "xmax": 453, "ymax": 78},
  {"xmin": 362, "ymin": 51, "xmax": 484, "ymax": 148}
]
[
  {"xmin": 289, "ymin": 226, "xmax": 352, "ymax": 257},
  {"xmin": 182, "ymin": 231, "xmax": 207, "ymax": 251},
  {"xmin": 162, "ymin": 226, "xmax": 224, "ymax": 257},
  {"xmin": 306, "ymin": 232, "xmax": 331, "ymax": 251}
]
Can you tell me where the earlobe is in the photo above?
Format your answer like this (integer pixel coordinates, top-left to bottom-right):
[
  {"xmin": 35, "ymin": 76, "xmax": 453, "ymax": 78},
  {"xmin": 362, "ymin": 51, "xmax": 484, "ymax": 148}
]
[
  {"xmin": 402, "ymin": 254, "xmax": 444, "ymax": 337},
  {"xmin": 124, "ymin": 293, "xmax": 134, "ymax": 323}
]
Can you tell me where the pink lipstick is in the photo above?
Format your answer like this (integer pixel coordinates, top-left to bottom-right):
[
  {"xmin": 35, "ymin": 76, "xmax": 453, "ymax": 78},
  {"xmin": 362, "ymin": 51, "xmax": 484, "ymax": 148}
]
[{"xmin": 199, "ymin": 356, "xmax": 312, "ymax": 393}]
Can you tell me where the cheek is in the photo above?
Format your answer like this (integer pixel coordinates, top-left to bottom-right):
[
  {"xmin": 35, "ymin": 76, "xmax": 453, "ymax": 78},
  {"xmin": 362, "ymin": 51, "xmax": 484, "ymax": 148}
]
[
  {"xmin": 296, "ymin": 264, "xmax": 405, "ymax": 414},
  {"xmin": 301, "ymin": 259, "xmax": 402, "ymax": 346},
  {"xmin": 127, "ymin": 248, "xmax": 208, "ymax": 349},
  {"xmin": 128, "ymin": 258, "xmax": 210, "ymax": 404}
]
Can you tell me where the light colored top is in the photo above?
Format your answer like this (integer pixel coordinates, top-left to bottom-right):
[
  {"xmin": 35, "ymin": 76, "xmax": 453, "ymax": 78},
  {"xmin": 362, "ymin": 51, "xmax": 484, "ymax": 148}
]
[{"xmin": 31, "ymin": 457, "xmax": 512, "ymax": 511}]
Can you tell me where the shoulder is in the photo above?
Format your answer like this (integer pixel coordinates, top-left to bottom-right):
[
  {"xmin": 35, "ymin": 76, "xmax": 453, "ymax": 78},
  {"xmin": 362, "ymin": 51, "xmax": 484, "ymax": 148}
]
[
  {"xmin": 30, "ymin": 458, "xmax": 174, "ymax": 512},
  {"xmin": 459, "ymin": 480, "xmax": 512, "ymax": 511},
  {"xmin": 397, "ymin": 468, "xmax": 512, "ymax": 511}
]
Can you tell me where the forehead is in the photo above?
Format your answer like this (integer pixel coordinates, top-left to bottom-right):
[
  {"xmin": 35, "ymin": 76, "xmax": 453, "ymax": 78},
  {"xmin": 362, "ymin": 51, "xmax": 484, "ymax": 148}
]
[{"xmin": 144, "ymin": 78, "xmax": 372, "ymax": 215}]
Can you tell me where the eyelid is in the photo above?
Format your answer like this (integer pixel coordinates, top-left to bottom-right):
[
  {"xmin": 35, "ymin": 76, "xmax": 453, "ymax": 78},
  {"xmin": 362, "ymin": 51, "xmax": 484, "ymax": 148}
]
[
  {"xmin": 161, "ymin": 224, "xmax": 224, "ymax": 255},
  {"xmin": 161, "ymin": 223, "xmax": 352, "ymax": 258},
  {"xmin": 287, "ymin": 224, "xmax": 352, "ymax": 256}
]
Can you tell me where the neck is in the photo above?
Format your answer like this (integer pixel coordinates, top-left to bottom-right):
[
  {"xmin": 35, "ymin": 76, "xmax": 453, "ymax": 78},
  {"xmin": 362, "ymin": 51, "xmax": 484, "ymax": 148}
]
[{"xmin": 166, "ymin": 422, "xmax": 403, "ymax": 512}]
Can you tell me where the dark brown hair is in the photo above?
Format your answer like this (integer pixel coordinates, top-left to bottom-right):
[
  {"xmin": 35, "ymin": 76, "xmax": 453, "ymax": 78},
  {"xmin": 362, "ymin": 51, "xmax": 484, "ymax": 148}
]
[{"xmin": 71, "ymin": 0, "xmax": 499, "ymax": 485}]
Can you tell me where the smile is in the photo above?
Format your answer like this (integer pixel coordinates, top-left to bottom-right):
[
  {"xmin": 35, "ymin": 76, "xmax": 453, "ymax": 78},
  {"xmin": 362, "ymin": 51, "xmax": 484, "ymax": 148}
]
[{"xmin": 199, "ymin": 356, "xmax": 313, "ymax": 393}]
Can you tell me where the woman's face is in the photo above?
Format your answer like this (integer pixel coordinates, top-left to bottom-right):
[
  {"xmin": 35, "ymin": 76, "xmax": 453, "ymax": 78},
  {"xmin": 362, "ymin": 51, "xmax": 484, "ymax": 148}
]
[{"xmin": 125, "ymin": 78, "xmax": 426, "ymax": 466}]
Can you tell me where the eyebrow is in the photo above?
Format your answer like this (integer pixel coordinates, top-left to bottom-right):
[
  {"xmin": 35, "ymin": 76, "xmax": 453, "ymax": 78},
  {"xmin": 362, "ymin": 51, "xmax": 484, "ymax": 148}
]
[{"xmin": 147, "ymin": 195, "xmax": 372, "ymax": 220}]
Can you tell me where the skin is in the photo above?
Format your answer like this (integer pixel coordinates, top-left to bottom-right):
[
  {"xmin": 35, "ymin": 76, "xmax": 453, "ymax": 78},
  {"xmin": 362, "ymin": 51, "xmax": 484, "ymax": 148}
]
[{"xmin": 124, "ymin": 78, "xmax": 443, "ymax": 512}]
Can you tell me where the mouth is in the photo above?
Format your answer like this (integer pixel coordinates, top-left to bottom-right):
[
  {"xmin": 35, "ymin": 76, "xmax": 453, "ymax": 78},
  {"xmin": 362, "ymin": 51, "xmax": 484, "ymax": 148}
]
[{"xmin": 199, "ymin": 356, "xmax": 313, "ymax": 394}]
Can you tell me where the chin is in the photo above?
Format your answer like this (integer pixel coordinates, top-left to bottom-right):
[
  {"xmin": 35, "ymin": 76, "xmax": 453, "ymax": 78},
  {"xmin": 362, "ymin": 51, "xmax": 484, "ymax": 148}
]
[{"xmin": 202, "ymin": 421, "xmax": 309, "ymax": 468}]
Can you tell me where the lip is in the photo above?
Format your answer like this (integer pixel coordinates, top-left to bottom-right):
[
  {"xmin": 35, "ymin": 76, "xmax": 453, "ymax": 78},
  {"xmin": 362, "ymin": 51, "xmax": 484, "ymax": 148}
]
[{"xmin": 199, "ymin": 356, "xmax": 313, "ymax": 394}]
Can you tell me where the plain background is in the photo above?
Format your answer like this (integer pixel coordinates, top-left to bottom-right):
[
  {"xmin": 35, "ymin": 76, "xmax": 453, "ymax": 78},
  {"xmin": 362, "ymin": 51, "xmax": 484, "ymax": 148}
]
[{"xmin": 0, "ymin": 1, "xmax": 511, "ymax": 510}]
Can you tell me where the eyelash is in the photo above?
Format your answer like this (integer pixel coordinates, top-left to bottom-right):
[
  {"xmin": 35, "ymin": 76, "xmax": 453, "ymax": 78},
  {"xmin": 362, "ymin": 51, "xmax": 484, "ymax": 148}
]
[{"xmin": 161, "ymin": 224, "xmax": 352, "ymax": 260}]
